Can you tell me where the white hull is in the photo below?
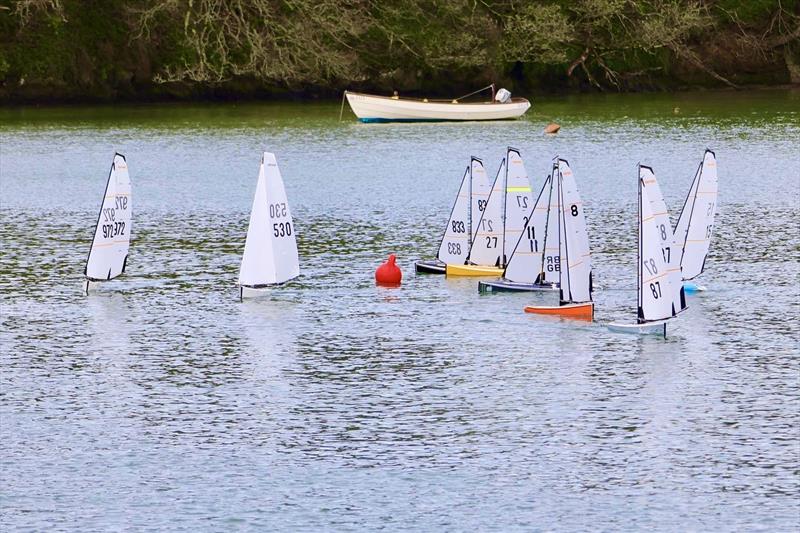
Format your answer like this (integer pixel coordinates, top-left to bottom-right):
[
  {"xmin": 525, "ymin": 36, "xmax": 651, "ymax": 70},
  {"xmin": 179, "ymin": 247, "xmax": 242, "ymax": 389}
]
[
  {"xmin": 345, "ymin": 91, "xmax": 530, "ymax": 122},
  {"xmin": 607, "ymin": 320, "xmax": 670, "ymax": 336},
  {"xmin": 240, "ymin": 284, "xmax": 291, "ymax": 299}
]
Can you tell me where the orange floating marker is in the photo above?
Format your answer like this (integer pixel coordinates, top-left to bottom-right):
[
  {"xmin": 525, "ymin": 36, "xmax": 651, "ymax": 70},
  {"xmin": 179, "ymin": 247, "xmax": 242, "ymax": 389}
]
[
  {"xmin": 524, "ymin": 302, "xmax": 594, "ymax": 321},
  {"xmin": 376, "ymin": 254, "xmax": 402, "ymax": 286},
  {"xmin": 544, "ymin": 123, "xmax": 561, "ymax": 134}
]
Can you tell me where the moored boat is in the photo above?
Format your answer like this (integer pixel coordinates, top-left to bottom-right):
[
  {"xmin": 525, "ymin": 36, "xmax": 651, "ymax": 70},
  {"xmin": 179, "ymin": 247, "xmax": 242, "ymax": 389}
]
[{"xmin": 344, "ymin": 87, "xmax": 530, "ymax": 123}]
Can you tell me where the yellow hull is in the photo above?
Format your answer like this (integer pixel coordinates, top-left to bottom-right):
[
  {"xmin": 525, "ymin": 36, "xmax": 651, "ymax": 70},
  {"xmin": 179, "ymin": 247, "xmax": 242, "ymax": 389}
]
[{"xmin": 445, "ymin": 264, "xmax": 504, "ymax": 277}]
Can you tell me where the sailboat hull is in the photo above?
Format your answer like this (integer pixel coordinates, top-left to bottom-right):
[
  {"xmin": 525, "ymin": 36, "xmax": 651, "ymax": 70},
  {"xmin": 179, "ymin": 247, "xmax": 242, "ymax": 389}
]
[
  {"xmin": 524, "ymin": 302, "xmax": 594, "ymax": 320},
  {"xmin": 446, "ymin": 264, "xmax": 504, "ymax": 277},
  {"xmin": 607, "ymin": 320, "xmax": 669, "ymax": 336},
  {"xmin": 683, "ymin": 281, "xmax": 706, "ymax": 293},
  {"xmin": 240, "ymin": 284, "xmax": 288, "ymax": 299},
  {"xmin": 478, "ymin": 279, "xmax": 558, "ymax": 293},
  {"xmin": 415, "ymin": 260, "xmax": 447, "ymax": 274}
]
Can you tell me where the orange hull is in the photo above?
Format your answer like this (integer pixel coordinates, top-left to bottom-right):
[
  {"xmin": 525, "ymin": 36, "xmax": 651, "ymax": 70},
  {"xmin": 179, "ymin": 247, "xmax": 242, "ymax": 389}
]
[{"xmin": 524, "ymin": 302, "xmax": 594, "ymax": 321}]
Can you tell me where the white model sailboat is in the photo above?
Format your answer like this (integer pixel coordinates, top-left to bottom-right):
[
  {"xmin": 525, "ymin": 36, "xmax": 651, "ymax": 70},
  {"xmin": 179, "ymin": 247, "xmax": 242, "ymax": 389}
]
[
  {"xmin": 239, "ymin": 152, "xmax": 300, "ymax": 298},
  {"xmin": 415, "ymin": 157, "xmax": 492, "ymax": 274},
  {"xmin": 524, "ymin": 159, "xmax": 593, "ymax": 319},
  {"xmin": 608, "ymin": 165, "xmax": 686, "ymax": 336},
  {"xmin": 478, "ymin": 158, "xmax": 572, "ymax": 292},
  {"xmin": 674, "ymin": 149, "xmax": 718, "ymax": 292},
  {"xmin": 84, "ymin": 153, "xmax": 132, "ymax": 294},
  {"xmin": 447, "ymin": 148, "xmax": 534, "ymax": 277},
  {"xmin": 640, "ymin": 165, "xmax": 687, "ymax": 314}
]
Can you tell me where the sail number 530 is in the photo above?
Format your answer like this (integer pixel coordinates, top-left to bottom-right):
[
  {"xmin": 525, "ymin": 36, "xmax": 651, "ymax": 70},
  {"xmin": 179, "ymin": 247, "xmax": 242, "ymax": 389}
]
[
  {"xmin": 269, "ymin": 202, "xmax": 288, "ymax": 219},
  {"xmin": 273, "ymin": 222, "xmax": 292, "ymax": 237}
]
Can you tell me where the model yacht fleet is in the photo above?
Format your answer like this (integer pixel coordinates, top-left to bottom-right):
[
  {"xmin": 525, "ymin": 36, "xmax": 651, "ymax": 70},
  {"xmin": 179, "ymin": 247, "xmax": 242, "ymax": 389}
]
[{"xmin": 82, "ymin": 145, "xmax": 718, "ymax": 338}]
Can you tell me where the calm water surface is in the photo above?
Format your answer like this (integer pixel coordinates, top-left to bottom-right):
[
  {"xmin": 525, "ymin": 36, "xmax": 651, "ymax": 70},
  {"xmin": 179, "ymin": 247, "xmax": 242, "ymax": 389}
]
[{"xmin": 1, "ymin": 90, "xmax": 799, "ymax": 531}]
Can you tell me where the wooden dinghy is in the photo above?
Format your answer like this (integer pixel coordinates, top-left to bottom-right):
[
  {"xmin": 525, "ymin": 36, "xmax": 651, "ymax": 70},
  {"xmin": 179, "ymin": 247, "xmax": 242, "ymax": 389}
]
[
  {"xmin": 344, "ymin": 86, "xmax": 530, "ymax": 123},
  {"xmin": 238, "ymin": 152, "xmax": 300, "ymax": 299},
  {"xmin": 523, "ymin": 158, "xmax": 594, "ymax": 320},
  {"xmin": 84, "ymin": 153, "xmax": 132, "ymax": 294},
  {"xmin": 415, "ymin": 157, "xmax": 492, "ymax": 275},
  {"xmin": 607, "ymin": 165, "xmax": 687, "ymax": 336}
]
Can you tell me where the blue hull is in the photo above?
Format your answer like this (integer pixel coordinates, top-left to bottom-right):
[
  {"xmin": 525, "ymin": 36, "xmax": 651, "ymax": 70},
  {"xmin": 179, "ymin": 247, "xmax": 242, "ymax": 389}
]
[{"xmin": 683, "ymin": 282, "xmax": 706, "ymax": 294}]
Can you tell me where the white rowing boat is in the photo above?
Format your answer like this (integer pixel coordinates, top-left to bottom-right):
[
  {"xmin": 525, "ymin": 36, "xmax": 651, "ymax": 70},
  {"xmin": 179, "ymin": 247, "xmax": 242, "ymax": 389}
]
[{"xmin": 344, "ymin": 88, "xmax": 530, "ymax": 123}]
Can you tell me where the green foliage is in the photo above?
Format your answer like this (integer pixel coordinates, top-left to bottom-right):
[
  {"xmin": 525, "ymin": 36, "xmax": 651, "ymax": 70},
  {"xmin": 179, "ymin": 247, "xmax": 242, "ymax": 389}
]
[{"xmin": 0, "ymin": 0, "xmax": 797, "ymax": 101}]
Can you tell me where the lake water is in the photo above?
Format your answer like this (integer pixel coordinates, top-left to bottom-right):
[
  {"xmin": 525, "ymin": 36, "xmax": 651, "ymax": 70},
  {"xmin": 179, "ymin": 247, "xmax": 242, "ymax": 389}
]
[{"xmin": 1, "ymin": 89, "xmax": 799, "ymax": 531}]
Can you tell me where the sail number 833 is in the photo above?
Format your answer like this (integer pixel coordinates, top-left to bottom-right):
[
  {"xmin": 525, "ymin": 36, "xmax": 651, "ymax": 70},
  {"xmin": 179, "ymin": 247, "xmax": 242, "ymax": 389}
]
[{"xmin": 269, "ymin": 202, "xmax": 292, "ymax": 237}]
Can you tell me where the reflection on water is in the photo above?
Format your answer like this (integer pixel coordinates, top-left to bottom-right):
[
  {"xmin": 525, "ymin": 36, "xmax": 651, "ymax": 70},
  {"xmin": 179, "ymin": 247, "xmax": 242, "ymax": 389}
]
[{"xmin": 1, "ymin": 89, "xmax": 799, "ymax": 530}]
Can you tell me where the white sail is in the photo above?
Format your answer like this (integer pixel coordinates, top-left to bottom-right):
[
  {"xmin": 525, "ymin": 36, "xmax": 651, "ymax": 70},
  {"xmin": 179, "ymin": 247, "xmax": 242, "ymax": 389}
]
[
  {"xmin": 503, "ymin": 148, "xmax": 535, "ymax": 266},
  {"xmin": 85, "ymin": 153, "xmax": 132, "ymax": 281},
  {"xmin": 639, "ymin": 173, "xmax": 675, "ymax": 322},
  {"xmin": 239, "ymin": 152, "xmax": 300, "ymax": 286},
  {"xmin": 640, "ymin": 165, "xmax": 686, "ymax": 314},
  {"xmin": 470, "ymin": 157, "xmax": 492, "ymax": 247},
  {"xmin": 675, "ymin": 150, "xmax": 718, "ymax": 280},
  {"xmin": 469, "ymin": 158, "xmax": 506, "ymax": 267},
  {"xmin": 503, "ymin": 175, "xmax": 551, "ymax": 283},
  {"xmin": 436, "ymin": 166, "xmax": 471, "ymax": 265},
  {"xmin": 541, "ymin": 162, "xmax": 562, "ymax": 283},
  {"xmin": 558, "ymin": 159, "xmax": 592, "ymax": 303}
]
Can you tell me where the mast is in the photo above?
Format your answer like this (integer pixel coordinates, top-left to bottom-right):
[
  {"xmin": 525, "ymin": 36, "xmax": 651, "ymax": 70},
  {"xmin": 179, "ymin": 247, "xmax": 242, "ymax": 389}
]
[
  {"xmin": 501, "ymin": 152, "xmax": 510, "ymax": 267},
  {"xmin": 539, "ymin": 162, "xmax": 557, "ymax": 280},
  {"xmin": 637, "ymin": 168, "xmax": 643, "ymax": 324},
  {"xmin": 677, "ymin": 159, "xmax": 702, "ymax": 269},
  {"xmin": 558, "ymin": 171, "xmax": 567, "ymax": 304}
]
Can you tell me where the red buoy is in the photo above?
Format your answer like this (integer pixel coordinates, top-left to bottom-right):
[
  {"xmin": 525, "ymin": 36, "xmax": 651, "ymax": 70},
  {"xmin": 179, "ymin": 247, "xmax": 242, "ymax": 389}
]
[{"xmin": 375, "ymin": 254, "xmax": 402, "ymax": 286}]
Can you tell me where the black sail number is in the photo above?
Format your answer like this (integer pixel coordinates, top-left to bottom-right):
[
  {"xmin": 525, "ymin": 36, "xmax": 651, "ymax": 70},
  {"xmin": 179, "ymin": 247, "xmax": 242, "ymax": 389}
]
[
  {"xmin": 269, "ymin": 202, "xmax": 288, "ymax": 219},
  {"xmin": 273, "ymin": 221, "xmax": 292, "ymax": 237}
]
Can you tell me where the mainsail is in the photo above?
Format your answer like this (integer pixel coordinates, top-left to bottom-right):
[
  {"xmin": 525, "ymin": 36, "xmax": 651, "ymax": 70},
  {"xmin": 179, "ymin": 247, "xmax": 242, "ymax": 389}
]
[
  {"xmin": 674, "ymin": 149, "xmax": 718, "ymax": 280},
  {"xmin": 540, "ymin": 161, "xmax": 562, "ymax": 284},
  {"xmin": 639, "ymin": 172, "xmax": 676, "ymax": 323},
  {"xmin": 502, "ymin": 148, "xmax": 536, "ymax": 265},
  {"xmin": 503, "ymin": 175, "xmax": 551, "ymax": 284},
  {"xmin": 640, "ymin": 165, "xmax": 686, "ymax": 314},
  {"xmin": 239, "ymin": 152, "xmax": 300, "ymax": 287},
  {"xmin": 469, "ymin": 158, "xmax": 506, "ymax": 267},
  {"xmin": 85, "ymin": 153, "xmax": 132, "ymax": 282},
  {"xmin": 436, "ymin": 166, "xmax": 472, "ymax": 265},
  {"xmin": 557, "ymin": 159, "xmax": 592, "ymax": 304}
]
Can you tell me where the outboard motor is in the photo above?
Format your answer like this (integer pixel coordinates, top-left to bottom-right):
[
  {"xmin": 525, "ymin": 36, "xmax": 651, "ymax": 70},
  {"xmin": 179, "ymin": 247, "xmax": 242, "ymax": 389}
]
[{"xmin": 494, "ymin": 88, "xmax": 512, "ymax": 103}]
